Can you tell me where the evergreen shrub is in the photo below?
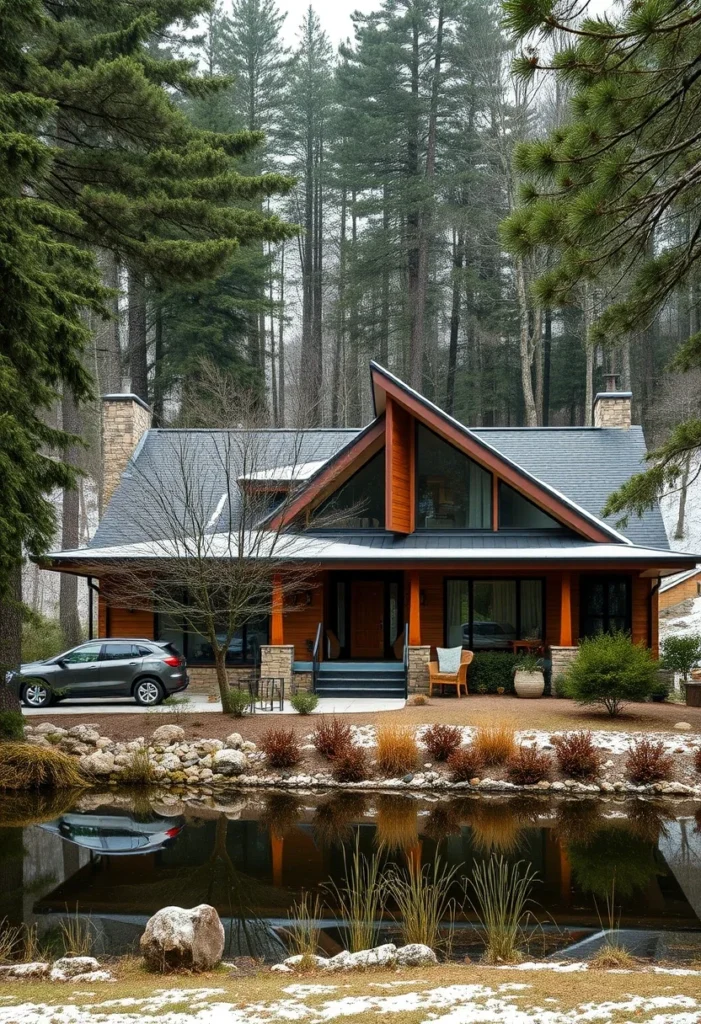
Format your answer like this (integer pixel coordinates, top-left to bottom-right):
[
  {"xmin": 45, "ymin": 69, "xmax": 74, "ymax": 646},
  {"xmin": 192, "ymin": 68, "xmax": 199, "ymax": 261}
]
[
  {"xmin": 562, "ymin": 632, "xmax": 658, "ymax": 716},
  {"xmin": 469, "ymin": 653, "xmax": 518, "ymax": 694}
]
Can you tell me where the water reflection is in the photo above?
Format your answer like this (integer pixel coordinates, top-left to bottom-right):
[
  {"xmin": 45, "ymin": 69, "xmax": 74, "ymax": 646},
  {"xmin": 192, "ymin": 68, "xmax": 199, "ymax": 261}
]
[{"xmin": 1, "ymin": 790, "xmax": 700, "ymax": 963}]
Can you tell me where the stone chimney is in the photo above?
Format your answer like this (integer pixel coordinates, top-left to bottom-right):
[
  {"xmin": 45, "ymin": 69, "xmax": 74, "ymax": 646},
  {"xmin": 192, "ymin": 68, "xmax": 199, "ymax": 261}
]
[
  {"xmin": 593, "ymin": 374, "xmax": 632, "ymax": 429},
  {"xmin": 102, "ymin": 394, "xmax": 152, "ymax": 510}
]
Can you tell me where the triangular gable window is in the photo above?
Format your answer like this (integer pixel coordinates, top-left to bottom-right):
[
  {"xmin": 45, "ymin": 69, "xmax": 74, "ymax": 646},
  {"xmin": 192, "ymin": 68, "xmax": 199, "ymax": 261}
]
[
  {"xmin": 416, "ymin": 424, "xmax": 491, "ymax": 529},
  {"xmin": 499, "ymin": 482, "xmax": 564, "ymax": 530},
  {"xmin": 312, "ymin": 450, "xmax": 385, "ymax": 528}
]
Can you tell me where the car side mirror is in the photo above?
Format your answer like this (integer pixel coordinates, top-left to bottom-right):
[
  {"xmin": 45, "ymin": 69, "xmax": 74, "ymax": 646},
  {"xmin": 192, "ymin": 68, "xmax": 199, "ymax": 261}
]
[{"xmin": 56, "ymin": 657, "xmax": 67, "ymax": 668}]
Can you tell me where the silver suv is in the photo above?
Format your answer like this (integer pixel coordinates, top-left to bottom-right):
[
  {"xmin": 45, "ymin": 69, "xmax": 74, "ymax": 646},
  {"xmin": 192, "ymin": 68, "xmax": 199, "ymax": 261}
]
[{"xmin": 18, "ymin": 639, "xmax": 189, "ymax": 708}]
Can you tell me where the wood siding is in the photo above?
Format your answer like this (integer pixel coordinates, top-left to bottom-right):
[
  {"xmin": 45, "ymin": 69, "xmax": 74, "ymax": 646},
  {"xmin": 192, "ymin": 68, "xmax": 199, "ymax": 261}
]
[
  {"xmin": 282, "ymin": 573, "xmax": 325, "ymax": 660},
  {"xmin": 660, "ymin": 574, "xmax": 700, "ymax": 610},
  {"xmin": 386, "ymin": 397, "xmax": 415, "ymax": 534}
]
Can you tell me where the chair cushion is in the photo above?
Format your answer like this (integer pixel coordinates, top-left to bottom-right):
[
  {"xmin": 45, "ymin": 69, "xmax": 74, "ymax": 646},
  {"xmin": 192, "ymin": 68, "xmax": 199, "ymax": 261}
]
[{"xmin": 437, "ymin": 646, "xmax": 462, "ymax": 674}]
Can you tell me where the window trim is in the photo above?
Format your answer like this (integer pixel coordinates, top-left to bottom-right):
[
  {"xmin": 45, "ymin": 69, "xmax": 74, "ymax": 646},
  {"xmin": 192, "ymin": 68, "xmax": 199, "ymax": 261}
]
[
  {"xmin": 415, "ymin": 423, "xmax": 493, "ymax": 532},
  {"xmin": 443, "ymin": 576, "xmax": 547, "ymax": 650},
  {"xmin": 579, "ymin": 574, "xmax": 632, "ymax": 638}
]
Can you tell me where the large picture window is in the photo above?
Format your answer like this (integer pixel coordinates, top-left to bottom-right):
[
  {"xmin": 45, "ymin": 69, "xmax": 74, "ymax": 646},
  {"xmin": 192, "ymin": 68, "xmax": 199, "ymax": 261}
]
[
  {"xmin": 580, "ymin": 576, "xmax": 631, "ymax": 637},
  {"xmin": 416, "ymin": 425, "xmax": 491, "ymax": 529},
  {"xmin": 446, "ymin": 578, "xmax": 544, "ymax": 650},
  {"xmin": 155, "ymin": 612, "xmax": 269, "ymax": 664},
  {"xmin": 312, "ymin": 450, "xmax": 385, "ymax": 528},
  {"xmin": 499, "ymin": 482, "xmax": 562, "ymax": 530}
]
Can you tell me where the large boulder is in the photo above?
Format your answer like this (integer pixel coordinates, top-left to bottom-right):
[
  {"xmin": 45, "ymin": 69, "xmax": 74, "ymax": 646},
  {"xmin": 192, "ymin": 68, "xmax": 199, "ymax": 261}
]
[
  {"xmin": 50, "ymin": 957, "xmax": 102, "ymax": 981},
  {"xmin": 152, "ymin": 724, "xmax": 186, "ymax": 744},
  {"xmin": 140, "ymin": 905, "xmax": 224, "ymax": 972},
  {"xmin": 80, "ymin": 751, "xmax": 115, "ymax": 776},
  {"xmin": 212, "ymin": 749, "xmax": 247, "ymax": 776},
  {"xmin": 395, "ymin": 944, "xmax": 437, "ymax": 967},
  {"xmin": 224, "ymin": 732, "xmax": 244, "ymax": 750},
  {"xmin": 328, "ymin": 944, "xmax": 397, "ymax": 971}
]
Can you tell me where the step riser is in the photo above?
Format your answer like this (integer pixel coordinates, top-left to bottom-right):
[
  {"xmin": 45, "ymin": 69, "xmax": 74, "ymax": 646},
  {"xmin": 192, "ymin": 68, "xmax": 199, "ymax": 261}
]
[
  {"xmin": 318, "ymin": 673, "xmax": 405, "ymax": 683},
  {"xmin": 316, "ymin": 689, "xmax": 405, "ymax": 699}
]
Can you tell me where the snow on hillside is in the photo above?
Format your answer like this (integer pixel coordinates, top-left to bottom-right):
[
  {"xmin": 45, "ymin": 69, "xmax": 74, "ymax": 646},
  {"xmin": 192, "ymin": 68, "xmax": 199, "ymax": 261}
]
[{"xmin": 660, "ymin": 469, "xmax": 701, "ymax": 641}]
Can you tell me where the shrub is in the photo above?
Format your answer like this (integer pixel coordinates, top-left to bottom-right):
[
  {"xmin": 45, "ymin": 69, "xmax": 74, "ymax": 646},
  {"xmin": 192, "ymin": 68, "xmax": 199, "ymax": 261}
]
[
  {"xmin": 331, "ymin": 745, "xmax": 370, "ymax": 783},
  {"xmin": 562, "ymin": 632, "xmax": 658, "ymax": 716},
  {"xmin": 374, "ymin": 724, "xmax": 418, "ymax": 776},
  {"xmin": 625, "ymin": 738, "xmax": 674, "ymax": 784},
  {"xmin": 120, "ymin": 747, "xmax": 156, "ymax": 786},
  {"xmin": 507, "ymin": 745, "xmax": 553, "ymax": 785},
  {"xmin": 0, "ymin": 711, "xmax": 24, "ymax": 742},
  {"xmin": 260, "ymin": 727, "xmax": 301, "ymax": 769},
  {"xmin": 551, "ymin": 731, "xmax": 602, "ymax": 779},
  {"xmin": 290, "ymin": 692, "xmax": 319, "ymax": 715},
  {"xmin": 447, "ymin": 745, "xmax": 484, "ymax": 781},
  {"xmin": 409, "ymin": 694, "xmax": 429, "ymax": 706},
  {"xmin": 312, "ymin": 717, "xmax": 353, "ymax": 759},
  {"xmin": 661, "ymin": 633, "xmax": 701, "ymax": 684},
  {"xmin": 469, "ymin": 653, "xmax": 518, "ymax": 695},
  {"xmin": 0, "ymin": 743, "xmax": 86, "ymax": 790},
  {"xmin": 649, "ymin": 675, "xmax": 670, "ymax": 702},
  {"xmin": 227, "ymin": 688, "xmax": 253, "ymax": 718},
  {"xmin": 472, "ymin": 723, "xmax": 516, "ymax": 765},
  {"xmin": 21, "ymin": 613, "xmax": 69, "ymax": 664},
  {"xmin": 422, "ymin": 723, "xmax": 463, "ymax": 762}
]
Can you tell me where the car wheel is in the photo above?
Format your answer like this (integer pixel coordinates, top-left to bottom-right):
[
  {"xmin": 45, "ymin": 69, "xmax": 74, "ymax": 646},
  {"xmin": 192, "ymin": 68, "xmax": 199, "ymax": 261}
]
[
  {"xmin": 134, "ymin": 678, "xmax": 164, "ymax": 707},
  {"xmin": 22, "ymin": 682, "xmax": 53, "ymax": 708}
]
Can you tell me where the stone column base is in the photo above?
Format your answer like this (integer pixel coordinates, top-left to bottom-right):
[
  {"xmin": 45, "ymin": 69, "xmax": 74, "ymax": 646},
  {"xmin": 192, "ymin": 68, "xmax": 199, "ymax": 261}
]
[
  {"xmin": 407, "ymin": 646, "xmax": 431, "ymax": 693},
  {"xmin": 260, "ymin": 644, "xmax": 294, "ymax": 691},
  {"xmin": 549, "ymin": 645, "xmax": 578, "ymax": 696}
]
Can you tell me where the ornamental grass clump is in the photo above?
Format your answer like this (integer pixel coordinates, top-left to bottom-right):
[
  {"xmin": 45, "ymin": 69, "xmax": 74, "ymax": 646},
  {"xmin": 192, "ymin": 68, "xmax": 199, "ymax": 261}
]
[
  {"xmin": 507, "ymin": 745, "xmax": 553, "ymax": 786},
  {"xmin": 625, "ymin": 737, "xmax": 674, "ymax": 784},
  {"xmin": 120, "ymin": 746, "xmax": 156, "ymax": 786},
  {"xmin": 331, "ymin": 745, "xmax": 370, "ymax": 783},
  {"xmin": 386, "ymin": 858, "xmax": 459, "ymax": 953},
  {"xmin": 285, "ymin": 891, "xmax": 323, "ymax": 958},
  {"xmin": 312, "ymin": 717, "xmax": 353, "ymax": 759},
  {"xmin": 562, "ymin": 632, "xmax": 658, "ymax": 716},
  {"xmin": 0, "ymin": 743, "xmax": 86, "ymax": 790},
  {"xmin": 472, "ymin": 723, "xmax": 516, "ymax": 766},
  {"xmin": 466, "ymin": 855, "xmax": 538, "ymax": 964},
  {"xmin": 551, "ymin": 731, "xmax": 602, "ymax": 780},
  {"xmin": 324, "ymin": 836, "xmax": 385, "ymax": 952},
  {"xmin": 422, "ymin": 723, "xmax": 463, "ymax": 762},
  {"xmin": 260, "ymin": 727, "xmax": 301, "ymax": 769},
  {"xmin": 447, "ymin": 745, "xmax": 484, "ymax": 782},
  {"xmin": 375, "ymin": 724, "xmax": 418, "ymax": 776}
]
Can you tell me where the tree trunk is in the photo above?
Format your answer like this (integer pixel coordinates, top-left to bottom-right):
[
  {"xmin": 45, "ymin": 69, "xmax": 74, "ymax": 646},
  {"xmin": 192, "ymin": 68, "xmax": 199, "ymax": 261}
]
[
  {"xmin": 515, "ymin": 258, "xmax": 539, "ymax": 426},
  {"xmin": 214, "ymin": 645, "xmax": 233, "ymax": 713},
  {"xmin": 60, "ymin": 390, "xmax": 83, "ymax": 647},
  {"xmin": 331, "ymin": 189, "xmax": 347, "ymax": 427},
  {"xmin": 278, "ymin": 242, "xmax": 286, "ymax": 426},
  {"xmin": 407, "ymin": 15, "xmax": 422, "ymax": 389},
  {"xmin": 269, "ymin": 241, "xmax": 278, "ymax": 426},
  {"xmin": 128, "ymin": 265, "xmax": 148, "ymax": 402},
  {"xmin": 675, "ymin": 453, "xmax": 691, "ymax": 540},
  {"xmin": 346, "ymin": 199, "xmax": 361, "ymax": 426},
  {"xmin": 583, "ymin": 282, "xmax": 595, "ymax": 426},
  {"xmin": 446, "ymin": 226, "xmax": 463, "ymax": 415},
  {"xmin": 152, "ymin": 302, "xmax": 165, "ymax": 425},
  {"xmin": 542, "ymin": 308, "xmax": 552, "ymax": 425},
  {"xmin": 0, "ymin": 563, "xmax": 22, "ymax": 711},
  {"xmin": 380, "ymin": 188, "xmax": 390, "ymax": 366}
]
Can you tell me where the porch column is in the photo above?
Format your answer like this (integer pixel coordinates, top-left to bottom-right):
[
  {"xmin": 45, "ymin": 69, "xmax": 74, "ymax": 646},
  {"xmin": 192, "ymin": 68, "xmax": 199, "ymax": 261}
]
[
  {"xmin": 271, "ymin": 573, "xmax": 284, "ymax": 645},
  {"xmin": 409, "ymin": 571, "xmax": 421, "ymax": 645},
  {"xmin": 559, "ymin": 572, "xmax": 572, "ymax": 646}
]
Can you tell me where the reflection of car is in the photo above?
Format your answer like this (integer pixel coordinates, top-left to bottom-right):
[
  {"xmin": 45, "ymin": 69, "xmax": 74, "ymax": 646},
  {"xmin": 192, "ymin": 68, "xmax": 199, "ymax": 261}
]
[
  {"xmin": 18, "ymin": 639, "xmax": 189, "ymax": 708},
  {"xmin": 464, "ymin": 621, "xmax": 517, "ymax": 650},
  {"xmin": 41, "ymin": 809, "xmax": 185, "ymax": 855}
]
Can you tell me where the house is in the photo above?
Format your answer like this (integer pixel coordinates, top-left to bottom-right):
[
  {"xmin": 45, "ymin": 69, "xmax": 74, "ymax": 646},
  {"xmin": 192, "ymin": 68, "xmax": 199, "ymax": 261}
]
[
  {"xmin": 44, "ymin": 362, "xmax": 698, "ymax": 698},
  {"xmin": 659, "ymin": 567, "xmax": 701, "ymax": 612}
]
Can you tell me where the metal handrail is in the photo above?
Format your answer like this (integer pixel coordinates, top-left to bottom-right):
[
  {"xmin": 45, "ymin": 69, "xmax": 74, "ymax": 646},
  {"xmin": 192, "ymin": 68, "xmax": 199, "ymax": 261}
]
[
  {"xmin": 312, "ymin": 621, "xmax": 323, "ymax": 694},
  {"xmin": 402, "ymin": 621, "xmax": 409, "ymax": 698}
]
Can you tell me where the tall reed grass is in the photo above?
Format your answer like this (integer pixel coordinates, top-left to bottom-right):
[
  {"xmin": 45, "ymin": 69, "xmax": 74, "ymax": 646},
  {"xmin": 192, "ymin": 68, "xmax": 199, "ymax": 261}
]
[
  {"xmin": 374, "ymin": 724, "xmax": 418, "ymax": 776},
  {"xmin": 285, "ymin": 892, "xmax": 323, "ymax": 957},
  {"xmin": 323, "ymin": 836, "xmax": 385, "ymax": 952},
  {"xmin": 466, "ymin": 855, "xmax": 538, "ymax": 963},
  {"xmin": 471, "ymin": 724, "xmax": 516, "ymax": 766},
  {"xmin": 60, "ymin": 906, "xmax": 94, "ymax": 956},
  {"xmin": 590, "ymin": 878, "xmax": 636, "ymax": 969},
  {"xmin": 386, "ymin": 858, "xmax": 458, "ymax": 954},
  {"xmin": 0, "ymin": 920, "xmax": 46, "ymax": 964}
]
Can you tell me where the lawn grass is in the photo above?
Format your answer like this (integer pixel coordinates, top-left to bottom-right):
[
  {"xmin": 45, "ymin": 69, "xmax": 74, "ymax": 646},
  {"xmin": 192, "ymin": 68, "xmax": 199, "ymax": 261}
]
[{"xmin": 1, "ymin": 960, "xmax": 700, "ymax": 1023}]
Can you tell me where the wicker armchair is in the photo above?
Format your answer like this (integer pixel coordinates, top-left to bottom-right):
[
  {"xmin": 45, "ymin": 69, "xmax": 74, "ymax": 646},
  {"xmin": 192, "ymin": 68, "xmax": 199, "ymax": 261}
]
[{"xmin": 428, "ymin": 649, "xmax": 473, "ymax": 698}]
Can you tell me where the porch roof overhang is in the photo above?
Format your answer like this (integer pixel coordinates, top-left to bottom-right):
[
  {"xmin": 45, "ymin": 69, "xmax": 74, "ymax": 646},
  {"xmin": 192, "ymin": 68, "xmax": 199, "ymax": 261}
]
[{"xmin": 41, "ymin": 531, "xmax": 700, "ymax": 579}]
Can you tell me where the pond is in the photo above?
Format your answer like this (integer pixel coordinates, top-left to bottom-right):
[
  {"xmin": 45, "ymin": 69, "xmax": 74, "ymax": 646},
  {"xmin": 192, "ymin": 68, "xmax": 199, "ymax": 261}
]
[{"xmin": 1, "ymin": 789, "xmax": 701, "ymax": 964}]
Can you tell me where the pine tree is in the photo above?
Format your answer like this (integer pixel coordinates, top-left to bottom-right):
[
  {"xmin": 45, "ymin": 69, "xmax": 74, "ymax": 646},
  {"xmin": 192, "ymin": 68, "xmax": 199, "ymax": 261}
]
[{"xmin": 501, "ymin": 0, "xmax": 701, "ymax": 512}]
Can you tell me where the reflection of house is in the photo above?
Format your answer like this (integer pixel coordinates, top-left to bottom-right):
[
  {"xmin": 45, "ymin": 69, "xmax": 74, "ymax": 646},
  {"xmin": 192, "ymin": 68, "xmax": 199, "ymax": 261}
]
[
  {"xmin": 660, "ymin": 567, "xmax": 701, "ymax": 611},
  {"xmin": 44, "ymin": 363, "xmax": 697, "ymax": 696}
]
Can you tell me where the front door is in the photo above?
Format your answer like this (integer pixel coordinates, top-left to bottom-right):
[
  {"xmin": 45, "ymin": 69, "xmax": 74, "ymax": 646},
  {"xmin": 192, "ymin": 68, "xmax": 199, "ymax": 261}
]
[{"xmin": 350, "ymin": 580, "xmax": 385, "ymax": 658}]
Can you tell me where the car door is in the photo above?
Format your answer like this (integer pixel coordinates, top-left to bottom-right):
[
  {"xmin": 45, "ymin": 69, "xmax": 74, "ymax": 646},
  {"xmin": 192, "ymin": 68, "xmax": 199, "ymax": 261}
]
[
  {"xmin": 56, "ymin": 643, "xmax": 104, "ymax": 696},
  {"xmin": 99, "ymin": 642, "xmax": 144, "ymax": 696}
]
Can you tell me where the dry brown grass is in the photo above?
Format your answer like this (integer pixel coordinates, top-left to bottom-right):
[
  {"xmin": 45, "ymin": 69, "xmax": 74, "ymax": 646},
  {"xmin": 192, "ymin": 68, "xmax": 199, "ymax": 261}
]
[
  {"xmin": 375, "ymin": 795, "xmax": 419, "ymax": 852},
  {"xmin": 0, "ymin": 743, "xmax": 86, "ymax": 790},
  {"xmin": 375, "ymin": 724, "xmax": 419, "ymax": 776},
  {"xmin": 472, "ymin": 723, "xmax": 517, "ymax": 766},
  {"xmin": 469, "ymin": 802, "xmax": 526, "ymax": 855}
]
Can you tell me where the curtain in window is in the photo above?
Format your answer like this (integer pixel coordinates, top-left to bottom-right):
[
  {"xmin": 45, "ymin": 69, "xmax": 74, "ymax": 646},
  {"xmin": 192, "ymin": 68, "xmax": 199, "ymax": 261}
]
[
  {"xmin": 446, "ymin": 581, "xmax": 469, "ymax": 647},
  {"xmin": 520, "ymin": 580, "xmax": 543, "ymax": 640}
]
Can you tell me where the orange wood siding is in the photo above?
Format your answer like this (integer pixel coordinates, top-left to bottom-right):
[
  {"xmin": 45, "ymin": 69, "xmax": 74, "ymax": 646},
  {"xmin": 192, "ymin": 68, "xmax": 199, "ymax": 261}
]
[
  {"xmin": 386, "ymin": 397, "xmax": 415, "ymax": 534},
  {"xmin": 283, "ymin": 573, "xmax": 325, "ymax": 660},
  {"xmin": 98, "ymin": 595, "xmax": 107, "ymax": 637},
  {"xmin": 660, "ymin": 574, "xmax": 701, "ymax": 610},
  {"xmin": 106, "ymin": 606, "xmax": 154, "ymax": 639},
  {"xmin": 632, "ymin": 575, "xmax": 651, "ymax": 649}
]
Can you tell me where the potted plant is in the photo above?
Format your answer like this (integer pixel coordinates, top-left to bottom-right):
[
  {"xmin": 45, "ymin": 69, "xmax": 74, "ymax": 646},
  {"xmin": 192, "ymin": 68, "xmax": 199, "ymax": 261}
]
[{"xmin": 513, "ymin": 653, "xmax": 545, "ymax": 698}]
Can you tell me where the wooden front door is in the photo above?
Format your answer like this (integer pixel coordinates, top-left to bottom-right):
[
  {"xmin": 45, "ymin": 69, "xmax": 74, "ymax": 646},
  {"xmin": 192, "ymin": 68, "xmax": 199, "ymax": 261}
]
[{"xmin": 350, "ymin": 580, "xmax": 385, "ymax": 658}]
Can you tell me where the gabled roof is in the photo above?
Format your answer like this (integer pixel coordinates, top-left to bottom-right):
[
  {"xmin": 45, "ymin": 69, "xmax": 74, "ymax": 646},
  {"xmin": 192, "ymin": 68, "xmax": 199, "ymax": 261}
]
[
  {"xmin": 81, "ymin": 363, "xmax": 670, "ymax": 554},
  {"xmin": 660, "ymin": 566, "xmax": 701, "ymax": 593}
]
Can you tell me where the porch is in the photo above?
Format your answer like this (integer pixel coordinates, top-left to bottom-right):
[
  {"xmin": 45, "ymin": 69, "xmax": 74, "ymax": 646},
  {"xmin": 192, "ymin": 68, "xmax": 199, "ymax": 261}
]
[{"xmin": 266, "ymin": 566, "xmax": 659, "ymax": 698}]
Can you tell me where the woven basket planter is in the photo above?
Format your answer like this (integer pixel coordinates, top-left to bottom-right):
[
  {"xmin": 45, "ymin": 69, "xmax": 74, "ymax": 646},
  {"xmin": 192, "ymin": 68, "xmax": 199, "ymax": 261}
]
[{"xmin": 514, "ymin": 669, "xmax": 545, "ymax": 699}]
